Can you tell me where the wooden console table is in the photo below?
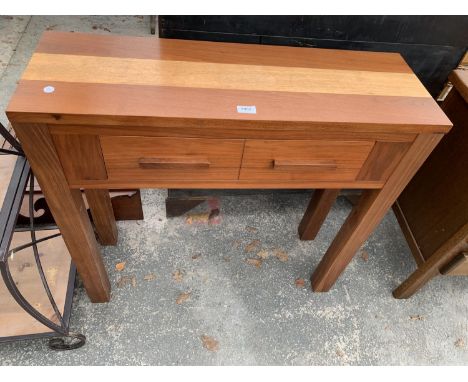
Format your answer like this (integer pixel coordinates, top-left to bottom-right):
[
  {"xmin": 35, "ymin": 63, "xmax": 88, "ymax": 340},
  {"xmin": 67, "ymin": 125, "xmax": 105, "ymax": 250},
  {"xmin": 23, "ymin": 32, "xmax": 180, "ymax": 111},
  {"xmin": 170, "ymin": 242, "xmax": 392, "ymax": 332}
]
[{"xmin": 6, "ymin": 32, "xmax": 451, "ymax": 302}]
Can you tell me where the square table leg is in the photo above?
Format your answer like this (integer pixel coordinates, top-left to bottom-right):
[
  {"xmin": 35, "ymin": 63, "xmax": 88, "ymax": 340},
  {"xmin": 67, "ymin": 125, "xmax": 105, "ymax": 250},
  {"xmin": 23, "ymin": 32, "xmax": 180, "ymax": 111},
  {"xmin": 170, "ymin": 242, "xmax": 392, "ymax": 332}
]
[
  {"xmin": 298, "ymin": 189, "xmax": 340, "ymax": 240},
  {"xmin": 311, "ymin": 134, "xmax": 443, "ymax": 292},
  {"xmin": 11, "ymin": 123, "xmax": 111, "ymax": 303},
  {"xmin": 85, "ymin": 189, "xmax": 118, "ymax": 246}
]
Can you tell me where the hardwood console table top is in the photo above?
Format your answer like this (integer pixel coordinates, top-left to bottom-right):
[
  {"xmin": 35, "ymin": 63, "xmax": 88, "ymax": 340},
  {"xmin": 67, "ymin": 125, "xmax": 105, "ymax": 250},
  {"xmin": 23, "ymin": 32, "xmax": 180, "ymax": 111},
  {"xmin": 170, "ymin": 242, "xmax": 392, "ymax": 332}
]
[{"xmin": 6, "ymin": 32, "xmax": 451, "ymax": 302}]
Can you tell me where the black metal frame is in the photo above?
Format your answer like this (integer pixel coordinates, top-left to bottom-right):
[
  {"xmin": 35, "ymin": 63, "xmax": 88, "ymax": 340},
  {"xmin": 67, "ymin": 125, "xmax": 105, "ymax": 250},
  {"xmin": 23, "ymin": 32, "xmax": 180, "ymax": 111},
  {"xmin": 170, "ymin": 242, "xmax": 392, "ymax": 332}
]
[{"xmin": 0, "ymin": 123, "xmax": 85, "ymax": 350}]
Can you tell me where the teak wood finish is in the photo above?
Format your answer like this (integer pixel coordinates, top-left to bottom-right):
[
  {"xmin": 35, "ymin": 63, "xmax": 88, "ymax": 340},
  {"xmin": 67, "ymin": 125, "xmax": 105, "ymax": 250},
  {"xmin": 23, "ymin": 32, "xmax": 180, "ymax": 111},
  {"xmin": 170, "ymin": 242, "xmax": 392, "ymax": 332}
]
[
  {"xmin": 84, "ymin": 189, "xmax": 118, "ymax": 246},
  {"xmin": 7, "ymin": 32, "xmax": 452, "ymax": 301},
  {"xmin": 299, "ymin": 190, "xmax": 341, "ymax": 241}
]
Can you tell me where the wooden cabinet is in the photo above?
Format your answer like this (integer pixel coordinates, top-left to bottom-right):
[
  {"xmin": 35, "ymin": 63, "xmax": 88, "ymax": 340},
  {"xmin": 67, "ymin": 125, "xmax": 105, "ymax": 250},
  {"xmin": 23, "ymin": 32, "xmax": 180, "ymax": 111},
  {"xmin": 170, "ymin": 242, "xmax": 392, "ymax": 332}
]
[{"xmin": 393, "ymin": 69, "xmax": 468, "ymax": 298}]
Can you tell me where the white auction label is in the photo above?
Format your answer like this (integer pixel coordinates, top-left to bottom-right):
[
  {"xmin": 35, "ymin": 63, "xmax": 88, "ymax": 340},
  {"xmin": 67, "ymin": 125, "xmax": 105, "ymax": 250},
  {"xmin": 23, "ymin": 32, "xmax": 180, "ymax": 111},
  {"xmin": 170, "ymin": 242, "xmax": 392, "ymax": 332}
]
[
  {"xmin": 236, "ymin": 105, "xmax": 256, "ymax": 114},
  {"xmin": 43, "ymin": 85, "xmax": 55, "ymax": 94}
]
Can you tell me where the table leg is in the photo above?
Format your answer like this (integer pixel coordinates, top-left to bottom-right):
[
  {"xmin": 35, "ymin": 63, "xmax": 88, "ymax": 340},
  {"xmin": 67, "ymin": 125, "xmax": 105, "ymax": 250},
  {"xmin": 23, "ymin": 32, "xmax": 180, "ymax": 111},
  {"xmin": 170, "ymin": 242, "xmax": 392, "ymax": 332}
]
[
  {"xmin": 11, "ymin": 123, "xmax": 110, "ymax": 302},
  {"xmin": 298, "ymin": 189, "xmax": 340, "ymax": 240},
  {"xmin": 392, "ymin": 267, "xmax": 440, "ymax": 299},
  {"xmin": 85, "ymin": 189, "xmax": 118, "ymax": 245},
  {"xmin": 311, "ymin": 134, "xmax": 443, "ymax": 292}
]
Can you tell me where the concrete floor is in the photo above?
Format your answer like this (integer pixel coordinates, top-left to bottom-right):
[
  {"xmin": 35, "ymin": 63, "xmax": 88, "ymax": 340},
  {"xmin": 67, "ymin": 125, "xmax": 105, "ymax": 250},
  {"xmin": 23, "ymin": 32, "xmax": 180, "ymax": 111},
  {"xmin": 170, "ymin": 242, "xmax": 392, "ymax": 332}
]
[{"xmin": 0, "ymin": 16, "xmax": 467, "ymax": 365}]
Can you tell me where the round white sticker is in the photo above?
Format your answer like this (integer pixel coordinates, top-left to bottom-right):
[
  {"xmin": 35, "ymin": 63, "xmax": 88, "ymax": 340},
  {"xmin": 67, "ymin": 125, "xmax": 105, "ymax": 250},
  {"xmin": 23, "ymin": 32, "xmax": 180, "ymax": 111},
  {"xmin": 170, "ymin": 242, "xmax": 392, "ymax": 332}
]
[{"xmin": 43, "ymin": 85, "xmax": 55, "ymax": 94}]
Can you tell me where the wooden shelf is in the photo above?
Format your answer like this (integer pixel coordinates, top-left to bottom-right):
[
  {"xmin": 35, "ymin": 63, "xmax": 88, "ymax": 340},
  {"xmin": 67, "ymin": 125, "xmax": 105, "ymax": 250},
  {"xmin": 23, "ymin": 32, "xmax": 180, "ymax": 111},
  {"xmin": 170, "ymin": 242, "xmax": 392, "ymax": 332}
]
[{"xmin": 0, "ymin": 230, "xmax": 75, "ymax": 341}]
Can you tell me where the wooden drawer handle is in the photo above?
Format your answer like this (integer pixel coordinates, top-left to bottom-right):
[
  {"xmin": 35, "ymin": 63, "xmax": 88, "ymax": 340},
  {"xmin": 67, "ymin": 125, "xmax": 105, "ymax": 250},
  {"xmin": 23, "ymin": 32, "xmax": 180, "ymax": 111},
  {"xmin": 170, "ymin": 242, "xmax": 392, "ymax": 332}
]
[
  {"xmin": 138, "ymin": 157, "xmax": 211, "ymax": 169},
  {"xmin": 273, "ymin": 159, "xmax": 337, "ymax": 170}
]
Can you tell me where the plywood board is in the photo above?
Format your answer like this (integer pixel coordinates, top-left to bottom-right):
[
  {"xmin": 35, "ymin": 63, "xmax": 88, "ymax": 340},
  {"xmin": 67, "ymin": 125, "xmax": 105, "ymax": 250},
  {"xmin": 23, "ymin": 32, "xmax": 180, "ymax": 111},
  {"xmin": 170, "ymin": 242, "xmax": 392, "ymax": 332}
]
[{"xmin": 0, "ymin": 230, "xmax": 72, "ymax": 339}]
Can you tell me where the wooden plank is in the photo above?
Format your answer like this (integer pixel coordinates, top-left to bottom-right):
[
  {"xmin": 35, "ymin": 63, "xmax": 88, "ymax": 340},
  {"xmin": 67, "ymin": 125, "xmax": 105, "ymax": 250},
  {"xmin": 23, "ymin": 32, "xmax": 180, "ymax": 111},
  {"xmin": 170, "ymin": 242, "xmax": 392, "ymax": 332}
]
[
  {"xmin": 23, "ymin": 53, "xmax": 430, "ymax": 98},
  {"xmin": 298, "ymin": 189, "xmax": 340, "ymax": 240},
  {"xmin": 51, "ymin": 134, "xmax": 107, "ymax": 182},
  {"xmin": 109, "ymin": 190, "xmax": 143, "ymax": 221},
  {"xmin": 8, "ymin": 81, "xmax": 450, "ymax": 133},
  {"xmin": 84, "ymin": 189, "xmax": 118, "ymax": 246},
  {"xmin": 1, "ymin": 123, "xmax": 16, "ymax": 148},
  {"xmin": 11, "ymin": 123, "xmax": 110, "ymax": 303},
  {"xmin": 7, "ymin": 31, "xmax": 451, "ymax": 133},
  {"xmin": 240, "ymin": 168, "xmax": 361, "ymax": 182},
  {"xmin": 449, "ymin": 70, "xmax": 468, "ymax": 104},
  {"xmin": 65, "ymin": 178, "xmax": 385, "ymax": 190},
  {"xmin": 311, "ymin": 133, "xmax": 443, "ymax": 292},
  {"xmin": 392, "ymin": 200, "xmax": 426, "ymax": 267},
  {"xmin": 0, "ymin": 155, "xmax": 18, "ymax": 208},
  {"xmin": 49, "ymin": 124, "xmax": 417, "ymax": 142},
  {"xmin": 1, "ymin": 125, "xmax": 19, "ymax": 207},
  {"xmin": 35, "ymin": 31, "xmax": 414, "ymax": 73},
  {"xmin": 0, "ymin": 230, "xmax": 71, "ymax": 338}
]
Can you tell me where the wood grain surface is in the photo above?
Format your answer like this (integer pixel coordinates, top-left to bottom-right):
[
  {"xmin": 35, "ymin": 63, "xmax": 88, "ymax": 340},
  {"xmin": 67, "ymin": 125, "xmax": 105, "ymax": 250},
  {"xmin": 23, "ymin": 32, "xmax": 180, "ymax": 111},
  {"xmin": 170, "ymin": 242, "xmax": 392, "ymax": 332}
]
[
  {"xmin": 52, "ymin": 134, "xmax": 107, "ymax": 183},
  {"xmin": 240, "ymin": 139, "xmax": 374, "ymax": 181},
  {"xmin": 11, "ymin": 123, "xmax": 110, "ymax": 303},
  {"xmin": 392, "ymin": 75, "xmax": 468, "ymax": 297},
  {"xmin": 4, "ymin": 31, "xmax": 454, "ymax": 298},
  {"xmin": 100, "ymin": 136, "xmax": 244, "ymax": 181},
  {"xmin": 6, "ymin": 31, "xmax": 451, "ymax": 133},
  {"xmin": 23, "ymin": 53, "xmax": 428, "ymax": 97},
  {"xmin": 449, "ymin": 70, "xmax": 468, "ymax": 103},
  {"xmin": 34, "ymin": 31, "xmax": 414, "ymax": 73},
  {"xmin": 84, "ymin": 189, "xmax": 118, "ymax": 246},
  {"xmin": 299, "ymin": 189, "xmax": 341, "ymax": 240},
  {"xmin": 357, "ymin": 141, "xmax": 412, "ymax": 181},
  {"xmin": 0, "ymin": 231, "xmax": 72, "ymax": 338},
  {"xmin": 0, "ymin": 155, "xmax": 17, "ymax": 208},
  {"xmin": 312, "ymin": 133, "xmax": 444, "ymax": 292}
]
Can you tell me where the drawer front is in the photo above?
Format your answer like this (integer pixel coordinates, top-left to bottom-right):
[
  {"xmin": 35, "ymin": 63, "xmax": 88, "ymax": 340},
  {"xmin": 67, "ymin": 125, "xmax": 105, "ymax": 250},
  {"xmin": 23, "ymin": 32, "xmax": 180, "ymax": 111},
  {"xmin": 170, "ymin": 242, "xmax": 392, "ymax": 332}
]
[
  {"xmin": 239, "ymin": 140, "xmax": 375, "ymax": 181},
  {"xmin": 100, "ymin": 136, "xmax": 244, "ymax": 181}
]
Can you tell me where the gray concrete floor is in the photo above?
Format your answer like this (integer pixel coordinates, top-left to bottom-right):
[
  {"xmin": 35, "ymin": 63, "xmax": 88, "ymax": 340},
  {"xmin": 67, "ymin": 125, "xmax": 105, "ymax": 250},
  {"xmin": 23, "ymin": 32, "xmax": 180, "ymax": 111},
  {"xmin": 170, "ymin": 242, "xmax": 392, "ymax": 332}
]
[{"xmin": 0, "ymin": 16, "xmax": 467, "ymax": 365}]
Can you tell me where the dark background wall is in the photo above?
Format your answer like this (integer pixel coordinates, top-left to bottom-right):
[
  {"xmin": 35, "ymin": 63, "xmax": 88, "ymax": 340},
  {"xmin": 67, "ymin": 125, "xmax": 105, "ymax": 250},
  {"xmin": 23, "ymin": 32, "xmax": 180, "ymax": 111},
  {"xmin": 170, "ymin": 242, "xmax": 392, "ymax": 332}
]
[{"xmin": 159, "ymin": 16, "xmax": 468, "ymax": 97}]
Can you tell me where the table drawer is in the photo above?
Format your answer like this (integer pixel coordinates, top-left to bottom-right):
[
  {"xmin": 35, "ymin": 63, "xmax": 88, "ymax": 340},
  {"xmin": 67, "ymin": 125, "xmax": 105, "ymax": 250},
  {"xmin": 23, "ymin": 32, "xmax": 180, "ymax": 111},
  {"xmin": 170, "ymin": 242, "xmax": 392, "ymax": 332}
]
[
  {"xmin": 100, "ymin": 136, "xmax": 244, "ymax": 181},
  {"xmin": 239, "ymin": 140, "xmax": 375, "ymax": 181}
]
